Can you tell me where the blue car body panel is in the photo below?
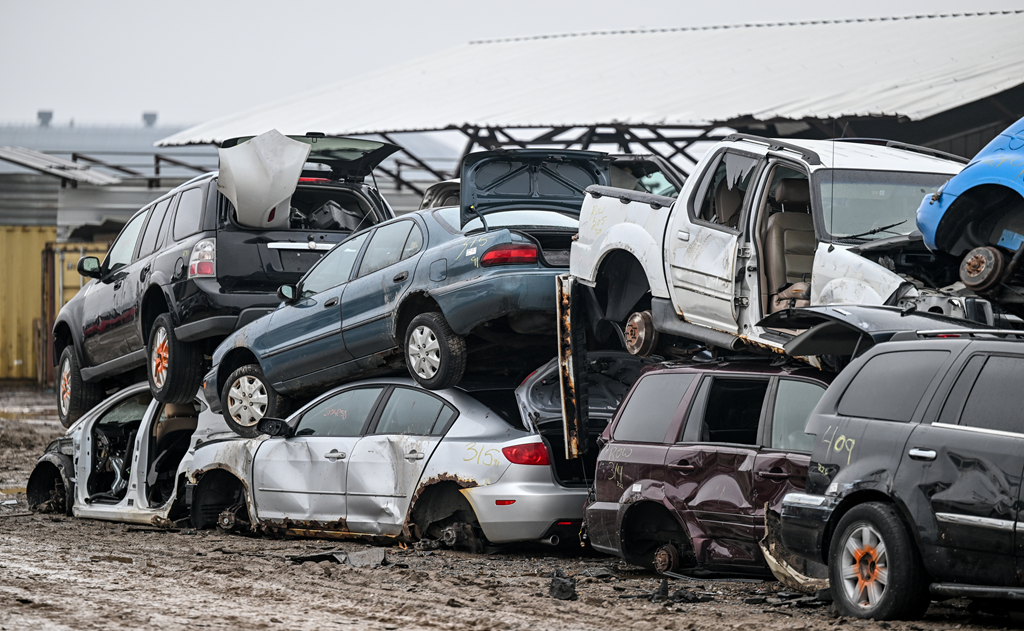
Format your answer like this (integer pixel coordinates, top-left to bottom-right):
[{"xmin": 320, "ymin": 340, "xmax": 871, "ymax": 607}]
[{"xmin": 918, "ymin": 117, "xmax": 1024, "ymax": 254}]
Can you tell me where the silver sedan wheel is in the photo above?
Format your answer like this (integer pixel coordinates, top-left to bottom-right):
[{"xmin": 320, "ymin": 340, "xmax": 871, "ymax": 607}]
[
  {"xmin": 409, "ymin": 325, "xmax": 441, "ymax": 379},
  {"xmin": 226, "ymin": 375, "xmax": 269, "ymax": 427},
  {"xmin": 839, "ymin": 523, "xmax": 889, "ymax": 610},
  {"xmin": 59, "ymin": 358, "xmax": 72, "ymax": 416}
]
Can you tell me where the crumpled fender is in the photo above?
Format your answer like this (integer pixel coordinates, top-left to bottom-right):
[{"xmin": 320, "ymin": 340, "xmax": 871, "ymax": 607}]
[{"xmin": 27, "ymin": 452, "xmax": 75, "ymax": 516}]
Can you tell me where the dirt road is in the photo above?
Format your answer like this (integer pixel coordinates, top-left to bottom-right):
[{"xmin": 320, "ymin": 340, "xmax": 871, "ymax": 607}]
[{"xmin": 0, "ymin": 384, "xmax": 1009, "ymax": 631}]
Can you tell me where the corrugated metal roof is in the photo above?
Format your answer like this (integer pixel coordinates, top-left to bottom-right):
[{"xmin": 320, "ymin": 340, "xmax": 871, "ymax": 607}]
[
  {"xmin": 158, "ymin": 11, "xmax": 1024, "ymax": 147},
  {"xmin": 0, "ymin": 147, "xmax": 123, "ymax": 185}
]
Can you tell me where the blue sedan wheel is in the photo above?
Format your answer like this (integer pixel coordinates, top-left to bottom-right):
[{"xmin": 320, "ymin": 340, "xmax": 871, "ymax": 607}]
[{"xmin": 404, "ymin": 312, "xmax": 466, "ymax": 390}]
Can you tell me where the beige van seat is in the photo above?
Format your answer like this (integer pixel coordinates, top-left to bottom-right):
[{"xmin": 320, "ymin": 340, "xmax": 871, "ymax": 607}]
[
  {"xmin": 766, "ymin": 179, "xmax": 815, "ymax": 312},
  {"xmin": 714, "ymin": 179, "xmax": 743, "ymax": 227}
]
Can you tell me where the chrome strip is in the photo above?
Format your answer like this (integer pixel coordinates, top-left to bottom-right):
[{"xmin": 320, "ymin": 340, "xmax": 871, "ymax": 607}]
[
  {"xmin": 932, "ymin": 422, "xmax": 1024, "ymax": 440},
  {"xmin": 346, "ymin": 492, "xmax": 405, "ymax": 498},
  {"xmin": 258, "ymin": 488, "xmax": 346, "ymax": 496},
  {"xmin": 935, "ymin": 512, "xmax": 1014, "ymax": 531},
  {"xmin": 783, "ymin": 493, "xmax": 829, "ymax": 507},
  {"xmin": 268, "ymin": 242, "xmax": 334, "ymax": 251},
  {"xmin": 341, "ymin": 313, "xmax": 390, "ymax": 333}
]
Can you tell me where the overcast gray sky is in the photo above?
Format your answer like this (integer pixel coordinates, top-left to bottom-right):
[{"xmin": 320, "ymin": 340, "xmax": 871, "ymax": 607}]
[{"xmin": 2, "ymin": 0, "xmax": 1022, "ymax": 127}]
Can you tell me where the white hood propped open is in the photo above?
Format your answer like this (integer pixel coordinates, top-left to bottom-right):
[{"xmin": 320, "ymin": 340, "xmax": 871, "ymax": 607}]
[{"xmin": 217, "ymin": 129, "xmax": 311, "ymax": 229}]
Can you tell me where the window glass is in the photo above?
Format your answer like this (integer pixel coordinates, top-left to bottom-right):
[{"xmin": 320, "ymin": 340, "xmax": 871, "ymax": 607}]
[
  {"xmin": 771, "ymin": 379, "xmax": 826, "ymax": 451},
  {"xmin": 613, "ymin": 373, "xmax": 694, "ymax": 443},
  {"xmin": 816, "ymin": 170, "xmax": 951, "ymax": 241},
  {"xmin": 693, "ymin": 152, "xmax": 758, "ymax": 228},
  {"xmin": 358, "ymin": 221, "xmax": 413, "ymax": 276},
  {"xmin": 138, "ymin": 199, "xmax": 171, "ymax": 257},
  {"xmin": 937, "ymin": 355, "xmax": 986, "ymax": 425},
  {"xmin": 433, "ymin": 207, "xmax": 580, "ymax": 233},
  {"xmin": 97, "ymin": 392, "xmax": 153, "ymax": 427},
  {"xmin": 295, "ymin": 387, "xmax": 383, "ymax": 437},
  {"xmin": 960, "ymin": 356, "xmax": 1024, "ymax": 434},
  {"xmin": 401, "ymin": 223, "xmax": 424, "ymax": 260},
  {"xmin": 104, "ymin": 210, "xmax": 149, "ymax": 274},
  {"xmin": 701, "ymin": 378, "xmax": 769, "ymax": 445},
  {"xmin": 300, "ymin": 232, "xmax": 368, "ymax": 298},
  {"xmin": 375, "ymin": 388, "xmax": 452, "ymax": 435},
  {"xmin": 172, "ymin": 188, "xmax": 204, "ymax": 241},
  {"xmin": 837, "ymin": 351, "xmax": 948, "ymax": 422}
]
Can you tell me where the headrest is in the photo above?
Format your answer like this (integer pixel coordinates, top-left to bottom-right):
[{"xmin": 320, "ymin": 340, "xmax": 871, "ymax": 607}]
[
  {"xmin": 715, "ymin": 180, "xmax": 743, "ymax": 225},
  {"xmin": 164, "ymin": 403, "xmax": 197, "ymax": 419},
  {"xmin": 775, "ymin": 179, "xmax": 810, "ymax": 205}
]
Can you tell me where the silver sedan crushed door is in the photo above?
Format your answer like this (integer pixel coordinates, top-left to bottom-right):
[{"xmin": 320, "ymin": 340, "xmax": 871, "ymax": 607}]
[
  {"xmin": 345, "ymin": 387, "xmax": 456, "ymax": 535},
  {"xmin": 251, "ymin": 386, "xmax": 384, "ymax": 530}
]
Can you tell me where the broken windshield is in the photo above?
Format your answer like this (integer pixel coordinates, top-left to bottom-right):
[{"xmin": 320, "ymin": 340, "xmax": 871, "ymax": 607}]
[{"xmin": 815, "ymin": 169, "xmax": 949, "ymax": 240}]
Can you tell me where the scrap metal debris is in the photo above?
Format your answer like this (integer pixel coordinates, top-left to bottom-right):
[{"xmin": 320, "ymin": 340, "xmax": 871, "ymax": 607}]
[
  {"xmin": 617, "ymin": 579, "xmax": 715, "ymax": 604},
  {"xmin": 288, "ymin": 548, "xmax": 388, "ymax": 568},
  {"xmin": 549, "ymin": 569, "xmax": 578, "ymax": 601}
]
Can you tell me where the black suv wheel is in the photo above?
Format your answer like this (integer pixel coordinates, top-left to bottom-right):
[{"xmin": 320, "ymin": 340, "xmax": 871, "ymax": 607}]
[
  {"xmin": 829, "ymin": 502, "xmax": 930, "ymax": 620},
  {"xmin": 221, "ymin": 364, "xmax": 289, "ymax": 438},
  {"xmin": 404, "ymin": 312, "xmax": 467, "ymax": 390},
  {"xmin": 147, "ymin": 313, "xmax": 203, "ymax": 404},
  {"xmin": 57, "ymin": 346, "xmax": 105, "ymax": 428}
]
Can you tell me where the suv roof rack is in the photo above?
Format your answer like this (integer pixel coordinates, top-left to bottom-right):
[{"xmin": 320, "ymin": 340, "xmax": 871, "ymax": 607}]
[
  {"xmin": 832, "ymin": 138, "xmax": 970, "ymax": 165},
  {"xmin": 723, "ymin": 133, "xmax": 821, "ymax": 166},
  {"xmin": 890, "ymin": 329, "xmax": 1024, "ymax": 342}
]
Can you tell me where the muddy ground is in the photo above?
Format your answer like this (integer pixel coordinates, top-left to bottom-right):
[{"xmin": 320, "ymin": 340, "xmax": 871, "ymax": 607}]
[{"xmin": 0, "ymin": 383, "xmax": 1017, "ymax": 631}]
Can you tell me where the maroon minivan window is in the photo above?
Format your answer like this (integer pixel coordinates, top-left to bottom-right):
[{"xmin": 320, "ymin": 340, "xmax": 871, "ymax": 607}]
[{"xmin": 613, "ymin": 373, "xmax": 694, "ymax": 443}]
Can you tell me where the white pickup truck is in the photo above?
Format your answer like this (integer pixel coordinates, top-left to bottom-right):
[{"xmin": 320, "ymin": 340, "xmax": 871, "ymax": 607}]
[{"xmin": 561, "ymin": 134, "xmax": 994, "ymax": 360}]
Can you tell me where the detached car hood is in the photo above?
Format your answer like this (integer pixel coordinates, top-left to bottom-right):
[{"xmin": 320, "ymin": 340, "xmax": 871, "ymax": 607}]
[
  {"xmin": 758, "ymin": 305, "xmax": 990, "ymax": 358},
  {"xmin": 221, "ymin": 132, "xmax": 399, "ymax": 181},
  {"xmin": 460, "ymin": 149, "xmax": 611, "ymax": 227}
]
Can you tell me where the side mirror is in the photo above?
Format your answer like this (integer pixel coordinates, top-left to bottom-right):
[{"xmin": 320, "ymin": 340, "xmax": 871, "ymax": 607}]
[
  {"xmin": 277, "ymin": 284, "xmax": 296, "ymax": 303},
  {"xmin": 77, "ymin": 256, "xmax": 102, "ymax": 279},
  {"xmin": 256, "ymin": 417, "xmax": 292, "ymax": 438}
]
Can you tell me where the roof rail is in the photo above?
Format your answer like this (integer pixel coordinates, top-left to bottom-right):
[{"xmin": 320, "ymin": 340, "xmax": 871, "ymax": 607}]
[
  {"xmin": 723, "ymin": 133, "xmax": 821, "ymax": 166},
  {"xmin": 889, "ymin": 329, "xmax": 1024, "ymax": 342},
  {"xmin": 832, "ymin": 138, "xmax": 970, "ymax": 165}
]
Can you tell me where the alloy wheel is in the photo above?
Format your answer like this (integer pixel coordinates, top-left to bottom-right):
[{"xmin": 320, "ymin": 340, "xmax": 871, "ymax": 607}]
[
  {"xmin": 151, "ymin": 327, "xmax": 169, "ymax": 389},
  {"xmin": 59, "ymin": 358, "xmax": 71, "ymax": 416},
  {"xmin": 409, "ymin": 325, "xmax": 441, "ymax": 379},
  {"xmin": 227, "ymin": 375, "xmax": 269, "ymax": 427},
  {"xmin": 840, "ymin": 523, "xmax": 890, "ymax": 610}
]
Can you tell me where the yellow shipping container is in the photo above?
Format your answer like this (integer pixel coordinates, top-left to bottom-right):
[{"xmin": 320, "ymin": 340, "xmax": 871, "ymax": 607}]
[{"xmin": 0, "ymin": 226, "xmax": 56, "ymax": 380}]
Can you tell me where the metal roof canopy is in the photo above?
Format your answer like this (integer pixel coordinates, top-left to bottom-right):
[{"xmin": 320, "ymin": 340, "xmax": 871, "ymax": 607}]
[
  {"xmin": 0, "ymin": 147, "xmax": 123, "ymax": 185},
  {"xmin": 157, "ymin": 11, "xmax": 1024, "ymax": 176}
]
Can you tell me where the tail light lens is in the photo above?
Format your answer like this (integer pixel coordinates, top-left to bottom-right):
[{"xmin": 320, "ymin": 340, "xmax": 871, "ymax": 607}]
[
  {"xmin": 502, "ymin": 442, "xmax": 550, "ymax": 466},
  {"xmin": 480, "ymin": 243, "xmax": 538, "ymax": 267},
  {"xmin": 189, "ymin": 238, "xmax": 216, "ymax": 277}
]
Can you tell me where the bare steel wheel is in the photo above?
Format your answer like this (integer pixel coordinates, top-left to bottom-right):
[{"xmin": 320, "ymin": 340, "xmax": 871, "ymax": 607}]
[
  {"xmin": 829, "ymin": 502, "xmax": 930, "ymax": 620},
  {"xmin": 404, "ymin": 312, "xmax": 466, "ymax": 390},
  {"xmin": 220, "ymin": 363, "xmax": 290, "ymax": 438}
]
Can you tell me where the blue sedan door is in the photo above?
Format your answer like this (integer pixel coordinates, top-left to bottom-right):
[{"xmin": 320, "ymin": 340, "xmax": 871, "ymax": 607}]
[
  {"xmin": 260, "ymin": 232, "xmax": 369, "ymax": 383},
  {"xmin": 341, "ymin": 220, "xmax": 424, "ymax": 359}
]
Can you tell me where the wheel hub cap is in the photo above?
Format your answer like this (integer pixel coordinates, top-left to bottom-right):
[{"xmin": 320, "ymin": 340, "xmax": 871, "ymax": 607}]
[
  {"xmin": 227, "ymin": 376, "xmax": 269, "ymax": 427},
  {"xmin": 841, "ymin": 524, "xmax": 889, "ymax": 609},
  {"xmin": 59, "ymin": 359, "xmax": 71, "ymax": 415},
  {"xmin": 409, "ymin": 325, "xmax": 441, "ymax": 379},
  {"xmin": 151, "ymin": 328, "xmax": 169, "ymax": 389}
]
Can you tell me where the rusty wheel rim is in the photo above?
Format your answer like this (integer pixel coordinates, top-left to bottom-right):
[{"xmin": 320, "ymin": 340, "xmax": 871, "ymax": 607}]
[
  {"xmin": 227, "ymin": 375, "xmax": 268, "ymax": 427},
  {"xmin": 151, "ymin": 328, "xmax": 169, "ymax": 389},
  {"xmin": 409, "ymin": 325, "xmax": 440, "ymax": 380},
  {"xmin": 59, "ymin": 358, "xmax": 72, "ymax": 416},
  {"xmin": 840, "ymin": 523, "xmax": 889, "ymax": 609}
]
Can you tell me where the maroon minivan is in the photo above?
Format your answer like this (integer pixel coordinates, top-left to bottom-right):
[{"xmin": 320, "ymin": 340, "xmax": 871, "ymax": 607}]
[{"xmin": 585, "ymin": 360, "xmax": 833, "ymax": 575}]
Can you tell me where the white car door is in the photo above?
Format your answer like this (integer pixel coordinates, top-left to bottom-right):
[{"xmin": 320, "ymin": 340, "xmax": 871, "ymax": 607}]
[
  {"xmin": 345, "ymin": 387, "xmax": 456, "ymax": 536},
  {"xmin": 666, "ymin": 151, "xmax": 760, "ymax": 334},
  {"xmin": 251, "ymin": 386, "xmax": 386, "ymax": 529}
]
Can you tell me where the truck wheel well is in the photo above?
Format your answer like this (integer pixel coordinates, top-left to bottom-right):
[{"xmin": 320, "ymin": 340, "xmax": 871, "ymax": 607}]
[
  {"xmin": 620, "ymin": 500, "xmax": 689, "ymax": 569},
  {"xmin": 596, "ymin": 250, "xmax": 651, "ymax": 323},
  {"xmin": 141, "ymin": 287, "xmax": 170, "ymax": 343},
  {"xmin": 192, "ymin": 469, "xmax": 249, "ymax": 530},
  {"xmin": 217, "ymin": 347, "xmax": 261, "ymax": 397},
  {"xmin": 52, "ymin": 322, "xmax": 73, "ymax": 367},
  {"xmin": 395, "ymin": 292, "xmax": 442, "ymax": 345},
  {"xmin": 821, "ymin": 490, "xmax": 901, "ymax": 565}
]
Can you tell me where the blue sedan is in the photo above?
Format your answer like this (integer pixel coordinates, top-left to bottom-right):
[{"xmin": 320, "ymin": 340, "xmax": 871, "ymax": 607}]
[{"xmin": 204, "ymin": 150, "xmax": 612, "ymax": 435}]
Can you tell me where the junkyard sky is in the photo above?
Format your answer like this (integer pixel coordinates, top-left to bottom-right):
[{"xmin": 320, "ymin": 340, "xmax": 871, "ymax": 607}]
[{"xmin": 1, "ymin": 0, "xmax": 1022, "ymax": 127}]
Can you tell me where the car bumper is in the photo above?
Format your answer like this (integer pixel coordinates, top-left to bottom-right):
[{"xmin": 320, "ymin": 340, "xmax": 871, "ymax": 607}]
[
  {"xmin": 780, "ymin": 492, "xmax": 839, "ymax": 565},
  {"xmin": 171, "ymin": 278, "xmax": 277, "ymax": 342},
  {"xmin": 461, "ymin": 473, "xmax": 587, "ymax": 543},
  {"xmin": 583, "ymin": 499, "xmax": 623, "ymax": 556},
  {"xmin": 431, "ymin": 268, "xmax": 562, "ymax": 336}
]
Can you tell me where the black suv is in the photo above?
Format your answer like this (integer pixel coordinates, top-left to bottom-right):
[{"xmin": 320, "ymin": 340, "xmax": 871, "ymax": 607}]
[
  {"xmin": 53, "ymin": 133, "xmax": 398, "ymax": 427},
  {"xmin": 780, "ymin": 329, "xmax": 1024, "ymax": 620}
]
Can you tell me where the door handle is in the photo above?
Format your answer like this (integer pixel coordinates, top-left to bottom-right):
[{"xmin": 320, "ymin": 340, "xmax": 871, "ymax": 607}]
[
  {"xmin": 113, "ymin": 280, "xmax": 123, "ymax": 290},
  {"xmin": 393, "ymin": 271, "xmax": 409, "ymax": 283},
  {"xmin": 324, "ymin": 297, "xmax": 339, "ymax": 308},
  {"xmin": 908, "ymin": 448, "xmax": 937, "ymax": 461},
  {"xmin": 404, "ymin": 450, "xmax": 425, "ymax": 460},
  {"xmin": 669, "ymin": 460, "xmax": 694, "ymax": 472},
  {"xmin": 140, "ymin": 264, "xmax": 151, "ymax": 281},
  {"xmin": 756, "ymin": 470, "xmax": 791, "ymax": 480},
  {"xmin": 324, "ymin": 450, "xmax": 346, "ymax": 461},
  {"xmin": 677, "ymin": 231, "xmax": 690, "ymax": 241}
]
